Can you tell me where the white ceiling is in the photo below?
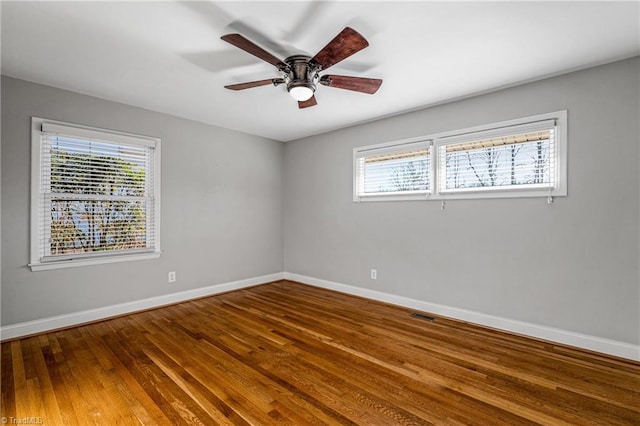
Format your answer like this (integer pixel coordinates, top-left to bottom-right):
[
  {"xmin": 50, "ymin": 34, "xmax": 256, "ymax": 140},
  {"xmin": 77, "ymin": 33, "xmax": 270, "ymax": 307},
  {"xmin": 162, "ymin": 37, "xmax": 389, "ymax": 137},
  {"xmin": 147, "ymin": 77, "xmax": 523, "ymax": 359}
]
[{"xmin": 2, "ymin": 1, "xmax": 639, "ymax": 141}]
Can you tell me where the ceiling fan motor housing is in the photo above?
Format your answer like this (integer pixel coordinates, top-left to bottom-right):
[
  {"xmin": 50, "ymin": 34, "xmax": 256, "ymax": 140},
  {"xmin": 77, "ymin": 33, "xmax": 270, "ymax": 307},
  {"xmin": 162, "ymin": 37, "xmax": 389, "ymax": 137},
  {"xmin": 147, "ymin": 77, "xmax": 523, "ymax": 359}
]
[{"xmin": 285, "ymin": 55, "xmax": 318, "ymax": 101}]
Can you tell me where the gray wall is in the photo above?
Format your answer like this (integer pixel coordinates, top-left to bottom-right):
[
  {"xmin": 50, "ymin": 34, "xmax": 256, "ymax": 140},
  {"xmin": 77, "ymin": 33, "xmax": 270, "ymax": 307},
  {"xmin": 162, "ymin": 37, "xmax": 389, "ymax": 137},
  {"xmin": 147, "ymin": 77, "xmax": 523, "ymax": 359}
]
[
  {"xmin": 3, "ymin": 58, "xmax": 639, "ymax": 347},
  {"xmin": 1, "ymin": 76, "xmax": 284, "ymax": 326},
  {"xmin": 284, "ymin": 57, "xmax": 640, "ymax": 345}
]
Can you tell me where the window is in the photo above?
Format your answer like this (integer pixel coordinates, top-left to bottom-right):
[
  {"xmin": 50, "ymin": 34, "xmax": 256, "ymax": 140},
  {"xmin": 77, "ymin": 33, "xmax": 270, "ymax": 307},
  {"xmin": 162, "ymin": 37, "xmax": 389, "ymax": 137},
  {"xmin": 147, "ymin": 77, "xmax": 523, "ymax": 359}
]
[
  {"xmin": 354, "ymin": 139, "xmax": 431, "ymax": 201},
  {"xmin": 30, "ymin": 118, "xmax": 161, "ymax": 271},
  {"xmin": 436, "ymin": 113, "xmax": 566, "ymax": 198},
  {"xmin": 440, "ymin": 129, "xmax": 553, "ymax": 191},
  {"xmin": 353, "ymin": 111, "xmax": 567, "ymax": 202}
]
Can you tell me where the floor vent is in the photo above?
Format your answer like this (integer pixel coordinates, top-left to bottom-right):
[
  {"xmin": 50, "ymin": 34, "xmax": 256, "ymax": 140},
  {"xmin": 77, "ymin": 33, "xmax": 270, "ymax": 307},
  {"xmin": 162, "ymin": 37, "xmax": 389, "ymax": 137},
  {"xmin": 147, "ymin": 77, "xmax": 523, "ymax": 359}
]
[{"xmin": 411, "ymin": 312, "xmax": 436, "ymax": 322}]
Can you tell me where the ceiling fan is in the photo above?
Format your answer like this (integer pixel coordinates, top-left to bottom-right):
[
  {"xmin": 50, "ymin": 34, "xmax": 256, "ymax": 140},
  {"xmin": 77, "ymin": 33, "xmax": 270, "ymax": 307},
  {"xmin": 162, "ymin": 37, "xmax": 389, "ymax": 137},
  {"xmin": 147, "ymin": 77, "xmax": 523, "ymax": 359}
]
[{"xmin": 221, "ymin": 27, "xmax": 382, "ymax": 108}]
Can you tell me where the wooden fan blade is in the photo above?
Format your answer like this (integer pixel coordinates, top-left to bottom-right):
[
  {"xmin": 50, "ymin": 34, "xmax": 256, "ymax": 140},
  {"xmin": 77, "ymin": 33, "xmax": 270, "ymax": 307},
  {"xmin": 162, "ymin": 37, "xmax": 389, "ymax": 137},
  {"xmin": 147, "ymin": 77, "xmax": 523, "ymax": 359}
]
[
  {"xmin": 224, "ymin": 79, "xmax": 276, "ymax": 90},
  {"xmin": 310, "ymin": 27, "xmax": 369, "ymax": 71},
  {"xmin": 320, "ymin": 75, "xmax": 382, "ymax": 94},
  {"xmin": 298, "ymin": 95, "xmax": 318, "ymax": 109},
  {"xmin": 221, "ymin": 34, "xmax": 287, "ymax": 69}
]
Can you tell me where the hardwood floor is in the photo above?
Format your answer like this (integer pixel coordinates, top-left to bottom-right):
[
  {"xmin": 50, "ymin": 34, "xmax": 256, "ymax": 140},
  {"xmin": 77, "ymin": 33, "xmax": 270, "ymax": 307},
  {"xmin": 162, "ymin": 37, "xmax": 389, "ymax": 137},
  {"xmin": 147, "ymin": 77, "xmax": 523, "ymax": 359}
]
[{"xmin": 2, "ymin": 280, "xmax": 639, "ymax": 425}]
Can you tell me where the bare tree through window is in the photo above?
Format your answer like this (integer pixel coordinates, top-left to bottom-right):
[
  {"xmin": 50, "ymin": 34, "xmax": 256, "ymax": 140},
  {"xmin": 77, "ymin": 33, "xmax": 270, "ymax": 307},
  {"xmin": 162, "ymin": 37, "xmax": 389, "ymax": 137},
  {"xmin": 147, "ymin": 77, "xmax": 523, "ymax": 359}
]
[
  {"xmin": 442, "ymin": 132, "xmax": 552, "ymax": 191},
  {"xmin": 48, "ymin": 139, "xmax": 149, "ymax": 256}
]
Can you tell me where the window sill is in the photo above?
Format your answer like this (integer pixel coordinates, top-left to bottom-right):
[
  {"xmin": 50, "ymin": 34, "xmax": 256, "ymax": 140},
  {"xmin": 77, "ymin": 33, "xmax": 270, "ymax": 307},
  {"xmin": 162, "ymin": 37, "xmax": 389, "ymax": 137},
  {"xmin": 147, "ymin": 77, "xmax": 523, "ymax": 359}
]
[
  {"xmin": 435, "ymin": 188, "xmax": 567, "ymax": 200},
  {"xmin": 29, "ymin": 251, "xmax": 161, "ymax": 271},
  {"xmin": 354, "ymin": 188, "xmax": 566, "ymax": 202},
  {"xmin": 355, "ymin": 193, "xmax": 431, "ymax": 202}
]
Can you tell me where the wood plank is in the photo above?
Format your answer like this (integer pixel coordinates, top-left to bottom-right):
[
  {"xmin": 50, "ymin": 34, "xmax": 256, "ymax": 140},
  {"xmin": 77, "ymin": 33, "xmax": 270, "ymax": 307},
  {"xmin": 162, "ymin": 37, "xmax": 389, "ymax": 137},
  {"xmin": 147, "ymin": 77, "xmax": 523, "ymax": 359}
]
[
  {"xmin": 1, "ymin": 340, "xmax": 16, "ymax": 419},
  {"xmin": 1, "ymin": 280, "xmax": 638, "ymax": 424}
]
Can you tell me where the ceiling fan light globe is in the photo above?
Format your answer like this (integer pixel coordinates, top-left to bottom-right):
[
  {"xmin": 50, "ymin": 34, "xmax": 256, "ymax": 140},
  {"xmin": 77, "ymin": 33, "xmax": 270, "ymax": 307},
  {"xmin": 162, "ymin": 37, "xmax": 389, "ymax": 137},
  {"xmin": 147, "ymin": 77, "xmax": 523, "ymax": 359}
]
[{"xmin": 288, "ymin": 86, "xmax": 314, "ymax": 102}]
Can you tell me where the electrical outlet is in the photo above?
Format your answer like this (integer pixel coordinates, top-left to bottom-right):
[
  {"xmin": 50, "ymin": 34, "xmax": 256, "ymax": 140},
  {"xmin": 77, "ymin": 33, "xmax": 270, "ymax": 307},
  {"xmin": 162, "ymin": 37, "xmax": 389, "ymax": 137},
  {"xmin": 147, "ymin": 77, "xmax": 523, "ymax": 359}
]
[
  {"xmin": 168, "ymin": 271, "xmax": 176, "ymax": 283},
  {"xmin": 370, "ymin": 269, "xmax": 377, "ymax": 280}
]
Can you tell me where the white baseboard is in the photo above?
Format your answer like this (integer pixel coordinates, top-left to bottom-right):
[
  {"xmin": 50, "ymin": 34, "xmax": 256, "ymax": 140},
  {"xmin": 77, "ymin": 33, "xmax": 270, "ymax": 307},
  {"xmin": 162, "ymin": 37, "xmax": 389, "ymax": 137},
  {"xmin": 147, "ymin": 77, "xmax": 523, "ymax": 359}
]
[
  {"xmin": 284, "ymin": 272, "xmax": 640, "ymax": 362},
  {"xmin": 3, "ymin": 271, "xmax": 638, "ymax": 362},
  {"xmin": 0, "ymin": 272, "xmax": 285, "ymax": 341}
]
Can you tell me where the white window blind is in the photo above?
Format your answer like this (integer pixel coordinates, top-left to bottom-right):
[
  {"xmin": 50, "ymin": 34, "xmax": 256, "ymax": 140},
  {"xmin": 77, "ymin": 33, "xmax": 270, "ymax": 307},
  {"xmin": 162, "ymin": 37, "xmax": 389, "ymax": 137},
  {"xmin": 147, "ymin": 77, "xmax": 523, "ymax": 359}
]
[
  {"xmin": 31, "ymin": 118, "xmax": 161, "ymax": 269},
  {"xmin": 437, "ymin": 119, "xmax": 557, "ymax": 194},
  {"xmin": 352, "ymin": 111, "xmax": 566, "ymax": 202},
  {"xmin": 354, "ymin": 141, "xmax": 431, "ymax": 200}
]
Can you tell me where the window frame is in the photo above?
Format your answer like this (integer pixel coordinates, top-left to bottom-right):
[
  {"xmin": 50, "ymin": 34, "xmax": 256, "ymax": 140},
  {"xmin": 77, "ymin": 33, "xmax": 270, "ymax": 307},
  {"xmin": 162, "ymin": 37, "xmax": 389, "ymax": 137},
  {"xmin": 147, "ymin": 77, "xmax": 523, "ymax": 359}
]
[
  {"xmin": 353, "ymin": 111, "xmax": 567, "ymax": 202},
  {"xmin": 29, "ymin": 117, "xmax": 162, "ymax": 271},
  {"xmin": 353, "ymin": 136, "xmax": 433, "ymax": 202}
]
